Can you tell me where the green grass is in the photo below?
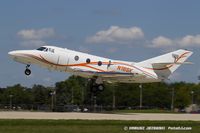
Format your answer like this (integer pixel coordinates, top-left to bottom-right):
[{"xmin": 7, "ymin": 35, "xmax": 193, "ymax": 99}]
[
  {"xmin": 113, "ymin": 109, "xmax": 179, "ymax": 114},
  {"xmin": 0, "ymin": 119, "xmax": 199, "ymax": 133}
]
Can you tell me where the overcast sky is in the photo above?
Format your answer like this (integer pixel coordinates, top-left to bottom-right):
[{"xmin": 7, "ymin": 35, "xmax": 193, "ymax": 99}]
[{"xmin": 1, "ymin": 0, "xmax": 200, "ymax": 87}]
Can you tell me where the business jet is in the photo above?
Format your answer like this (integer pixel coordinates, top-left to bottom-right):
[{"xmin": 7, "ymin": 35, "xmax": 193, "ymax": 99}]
[{"xmin": 8, "ymin": 46, "xmax": 193, "ymax": 91}]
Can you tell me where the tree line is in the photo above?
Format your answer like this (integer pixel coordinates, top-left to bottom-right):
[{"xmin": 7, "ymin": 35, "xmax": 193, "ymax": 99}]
[{"xmin": 0, "ymin": 75, "xmax": 200, "ymax": 111}]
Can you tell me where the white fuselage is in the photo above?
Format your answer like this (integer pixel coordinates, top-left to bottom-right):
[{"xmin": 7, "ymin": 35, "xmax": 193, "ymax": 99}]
[{"xmin": 8, "ymin": 46, "xmax": 160, "ymax": 83}]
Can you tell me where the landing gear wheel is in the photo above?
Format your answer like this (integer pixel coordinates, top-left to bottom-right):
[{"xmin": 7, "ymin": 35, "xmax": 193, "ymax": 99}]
[
  {"xmin": 91, "ymin": 86, "xmax": 97, "ymax": 93},
  {"xmin": 97, "ymin": 84, "xmax": 104, "ymax": 92},
  {"xmin": 89, "ymin": 78, "xmax": 105, "ymax": 93},
  {"xmin": 25, "ymin": 69, "xmax": 31, "ymax": 76},
  {"xmin": 90, "ymin": 84, "xmax": 104, "ymax": 93}
]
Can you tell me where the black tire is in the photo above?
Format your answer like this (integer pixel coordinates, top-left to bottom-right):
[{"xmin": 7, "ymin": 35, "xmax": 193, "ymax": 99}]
[
  {"xmin": 97, "ymin": 84, "xmax": 104, "ymax": 92},
  {"xmin": 91, "ymin": 86, "xmax": 97, "ymax": 93},
  {"xmin": 25, "ymin": 69, "xmax": 31, "ymax": 75}
]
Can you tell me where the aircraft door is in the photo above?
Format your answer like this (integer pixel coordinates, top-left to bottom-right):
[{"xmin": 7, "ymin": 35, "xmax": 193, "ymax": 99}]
[
  {"xmin": 107, "ymin": 60, "xmax": 118, "ymax": 72},
  {"xmin": 57, "ymin": 51, "xmax": 69, "ymax": 71}
]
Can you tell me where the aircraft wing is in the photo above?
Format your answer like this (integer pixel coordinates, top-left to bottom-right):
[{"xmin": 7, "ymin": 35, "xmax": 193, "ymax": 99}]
[
  {"xmin": 74, "ymin": 70, "xmax": 134, "ymax": 77},
  {"xmin": 73, "ymin": 69, "xmax": 146, "ymax": 83}
]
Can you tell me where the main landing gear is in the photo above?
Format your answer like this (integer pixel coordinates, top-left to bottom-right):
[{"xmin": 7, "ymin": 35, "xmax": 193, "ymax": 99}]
[
  {"xmin": 89, "ymin": 78, "xmax": 105, "ymax": 112},
  {"xmin": 91, "ymin": 83, "xmax": 105, "ymax": 93},
  {"xmin": 25, "ymin": 65, "xmax": 31, "ymax": 76},
  {"xmin": 90, "ymin": 78, "xmax": 105, "ymax": 93}
]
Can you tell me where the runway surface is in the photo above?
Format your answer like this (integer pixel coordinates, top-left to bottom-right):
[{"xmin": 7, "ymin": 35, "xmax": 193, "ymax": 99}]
[{"xmin": 0, "ymin": 111, "xmax": 200, "ymax": 121}]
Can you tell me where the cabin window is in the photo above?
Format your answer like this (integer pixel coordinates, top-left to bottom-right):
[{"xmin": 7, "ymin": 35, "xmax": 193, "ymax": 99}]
[
  {"xmin": 86, "ymin": 58, "xmax": 90, "ymax": 63},
  {"xmin": 98, "ymin": 61, "xmax": 102, "ymax": 66},
  {"xmin": 74, "ymin": 55, "xmax": 79, "ymax": 61}
]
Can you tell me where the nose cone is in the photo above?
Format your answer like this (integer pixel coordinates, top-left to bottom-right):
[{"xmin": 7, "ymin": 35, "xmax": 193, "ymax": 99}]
[
  {"xmin": 8, "ymin": 50, "xmax": 35, "ymax": 64},
  {"xmin": 8, "ymin": 50, "xmax": 30, "ymax": 59},
  {"xmin": 8, "ymin": 51, "xmax": 18, "ymax": 58}
]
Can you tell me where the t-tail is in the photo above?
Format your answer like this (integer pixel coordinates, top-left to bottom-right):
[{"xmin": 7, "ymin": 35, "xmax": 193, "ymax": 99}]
[{"xmin": 136, "ymin": 49, "xmax": 193, "ymax": 80}]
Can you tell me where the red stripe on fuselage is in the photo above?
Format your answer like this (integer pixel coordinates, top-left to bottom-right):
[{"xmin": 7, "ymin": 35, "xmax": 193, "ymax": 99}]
[{"xmin": 19, "ymin": 53, "xmax": 157, "ymax": 79}]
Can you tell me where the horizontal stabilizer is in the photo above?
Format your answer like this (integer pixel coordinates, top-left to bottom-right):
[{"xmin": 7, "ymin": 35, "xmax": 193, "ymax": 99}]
[{"xmin": 153, "ymin": 61, "xmax": 193, "ymax": 65}]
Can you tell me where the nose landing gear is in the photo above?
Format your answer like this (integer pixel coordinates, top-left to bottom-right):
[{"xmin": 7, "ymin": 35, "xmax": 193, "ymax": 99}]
[{"xmin": 25, "ymin": 65, "xmax": 31, "ymax": 76}]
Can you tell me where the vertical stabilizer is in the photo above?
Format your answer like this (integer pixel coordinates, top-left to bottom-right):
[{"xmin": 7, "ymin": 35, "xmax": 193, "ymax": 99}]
[{"xmin": 136, "ymin": 49, "xmax": 193, "ymax": 79}]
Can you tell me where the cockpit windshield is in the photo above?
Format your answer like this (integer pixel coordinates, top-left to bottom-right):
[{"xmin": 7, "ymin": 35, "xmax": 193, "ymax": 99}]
[
  {"xmin": 36, "ymin": 46, "xmax": 55, "ymax": 53},
  {"xmin": 37, "ymin": 47, "xmax": 47, "ymax": 51}
]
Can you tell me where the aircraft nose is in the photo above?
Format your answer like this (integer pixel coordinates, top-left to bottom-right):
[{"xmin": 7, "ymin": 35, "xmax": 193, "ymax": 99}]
[
  {"xmin": 8, "ymin": 51, "xmax": 18, "ymax": 58},
  {"xmin": 8, "ymin": 50, "xmax": 25, "ymax": 59},
  {"xmin": 8, "ymin": 51, "xmax": 16, "ymax": 56}
]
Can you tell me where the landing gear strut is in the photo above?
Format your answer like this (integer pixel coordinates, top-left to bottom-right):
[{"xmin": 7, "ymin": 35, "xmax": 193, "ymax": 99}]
[
  {"xmin": 89, "ymin": 78, "xmax": 104, "ymax": 112},
  {"xmin": 25, "ymin": 65, "xmax": 31, "ymax": 76}
]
